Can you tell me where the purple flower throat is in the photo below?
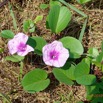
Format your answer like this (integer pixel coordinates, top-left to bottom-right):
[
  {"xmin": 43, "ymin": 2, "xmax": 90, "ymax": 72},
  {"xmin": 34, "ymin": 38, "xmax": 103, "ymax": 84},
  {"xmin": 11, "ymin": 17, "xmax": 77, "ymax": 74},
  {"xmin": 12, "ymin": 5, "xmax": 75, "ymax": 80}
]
[
  {"xmin": 17, "ymin": 42, "xmax": 27, "ymax": 52},
  {"xmin": 49, "ymin": 50, "xmax": 59, "ymax": 60}
]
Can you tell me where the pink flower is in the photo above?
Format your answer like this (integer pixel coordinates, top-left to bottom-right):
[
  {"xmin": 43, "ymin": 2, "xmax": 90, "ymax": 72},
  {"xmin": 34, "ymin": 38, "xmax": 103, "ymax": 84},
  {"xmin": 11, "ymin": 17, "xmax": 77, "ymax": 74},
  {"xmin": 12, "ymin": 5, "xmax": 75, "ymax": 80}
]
[
  {"xmin": 8, "ymin": 33, "xmax": 34, "ymax": 56},
  {"xmin": 42, "ymin": 41, "xmax": 69, "ymax": 67}
]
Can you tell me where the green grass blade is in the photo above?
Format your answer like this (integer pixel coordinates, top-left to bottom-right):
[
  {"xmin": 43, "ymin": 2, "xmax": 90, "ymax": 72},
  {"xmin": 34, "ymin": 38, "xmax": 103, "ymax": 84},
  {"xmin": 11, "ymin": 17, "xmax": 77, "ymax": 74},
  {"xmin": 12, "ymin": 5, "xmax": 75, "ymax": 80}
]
[
  {"xmin": 58, "ymin": 0, "xmax": 87, "ymax": 17},
  {"xmin": 79, "ymin": 18, "xmax": 88, "ymax": 42},
  {"xmin": 8, "ymin": 2, "xmax": 18, "ymax": 30}
]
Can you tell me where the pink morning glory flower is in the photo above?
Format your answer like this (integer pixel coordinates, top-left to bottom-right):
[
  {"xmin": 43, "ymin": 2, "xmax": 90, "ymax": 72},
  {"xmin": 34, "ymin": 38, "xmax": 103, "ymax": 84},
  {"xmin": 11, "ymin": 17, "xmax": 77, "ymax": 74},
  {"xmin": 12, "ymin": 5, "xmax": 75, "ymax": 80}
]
[
  {"xmin": 42, "ymin": 41, "xmax": 69, "ymax": 67},
  {"xmin": 8, "ymin": 33, "xmax": 34, "ymax": 56}
]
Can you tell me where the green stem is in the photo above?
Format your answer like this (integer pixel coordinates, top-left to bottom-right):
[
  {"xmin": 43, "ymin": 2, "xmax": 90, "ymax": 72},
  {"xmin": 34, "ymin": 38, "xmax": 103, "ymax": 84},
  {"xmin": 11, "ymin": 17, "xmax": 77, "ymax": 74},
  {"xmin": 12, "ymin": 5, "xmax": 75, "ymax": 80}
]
[{"xmin": 19, "ymin": 61, "xmax": 23, "ymax": 82}]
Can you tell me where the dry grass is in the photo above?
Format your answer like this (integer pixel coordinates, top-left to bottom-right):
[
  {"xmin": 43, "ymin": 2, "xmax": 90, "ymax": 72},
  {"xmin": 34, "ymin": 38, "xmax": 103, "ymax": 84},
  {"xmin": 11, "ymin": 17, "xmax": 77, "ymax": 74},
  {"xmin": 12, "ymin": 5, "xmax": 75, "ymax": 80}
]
[{"xmin": 0, "ymin": 0, "xmax": 103, "ymax": 103}]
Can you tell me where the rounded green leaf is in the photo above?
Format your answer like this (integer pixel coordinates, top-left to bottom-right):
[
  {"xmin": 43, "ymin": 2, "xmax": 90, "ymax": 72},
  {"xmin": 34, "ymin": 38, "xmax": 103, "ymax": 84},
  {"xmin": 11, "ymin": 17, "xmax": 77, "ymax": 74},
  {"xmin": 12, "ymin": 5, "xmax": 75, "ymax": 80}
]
[
  {"xmin": 40, "ymin": 4, "xmax": 48, "ymax": 10},
  {"xmin": 34, "ymin": 15, "xmax": 43, "ymax": 24},
  {"xmin": 82, "ymin": 58, "xmax": 90, "ymax": 68},
  {"xmin": 26, "ymin": 37, "xmax": 36, "ymax": 49},
  {"xmin": 46, "ymin": 16, "xmax": 50, "ymax": 29},
  {"xmin": 0, "ymin": 30, "xmax": 14, "ymax": 39},
  {"xmin": 50, "ymin": 0, "xmax": 62, "ymax": 7},
  {"xmin": 23, "ymin": 20, "xmax": 35, "ymax": 33},
  {"xmin": 0, "ymin": 48, "xmax": 4, "ymax": 53},
  {"xmin": 76, "ymin": 75, "xmax": 96, "ymax": 85},
  {"xmin": 91, "ymin": 97, "xmax": 103, "ymax": 103},
  {"xmin": 61, "ymin": 63, "xmax": 76, "ymax": 80},
  {"xmin": 53, "ymin": 68, "xmax": 74, "ymax": 85},
  {"xmin": 60, "ymin": 36, "xmax": 84, "ymax": 58},
  {"xmin": 21, "ymin": 69, "xmax": 50, "ymax": 93},
  {"xmin": 92, "ymin": 52, "xmax": 103, "ymax": 68},
  {"xmin": 48, "ymin": 5, "xmax": 71, "ymax": 33},
  {"xmin": 5, "ymin": 55, "xmax": 24, "ymax": 62},
  {"xmin": 66, "ymin": 65, "xmax": 75, "ymax": 80},
  {"xmin": 31, "ymin": 36, "xmax": 47, "ymax": 55},
  {"xmin": 74, "ymin": 62, "xmax": 90, "ymax": 78},
  {"xmin": 96, "ymin": 52, "xmax": 103, "ymax": 63},
  {"xmin": 77, "ymin": 0, "xmax": 91, "ymax": 4},
  {"xmin": 88, "ymin": 47, "xmax": 99, "ymax": 58}
]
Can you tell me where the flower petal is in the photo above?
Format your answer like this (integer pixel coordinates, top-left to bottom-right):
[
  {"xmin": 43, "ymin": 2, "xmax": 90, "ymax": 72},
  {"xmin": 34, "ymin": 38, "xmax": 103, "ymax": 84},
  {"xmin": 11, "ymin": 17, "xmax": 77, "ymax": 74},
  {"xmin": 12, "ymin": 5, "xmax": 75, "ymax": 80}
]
[
  {"xmin": 43, "ymin": 59, "xmax": 53, "ymax": 66},
  {"xmin": 14, "ymin": 33, "xmax": 28, "ymax": 44},
  {"xmin": 52, "ymin": 60, "xmax": 60, "ymax": 67},
  {"xmin": 42, "ymin": 40, "xmax": 69, "ymax": 67},
  {"xmin": 43, "ymin": 47, "xmax": 52, "ymax": 65},
  {"xmin": 17, "ymin": 45, "xmax": 34, "ymax": 56},
  {"xmin": 26, "ymin": 45, "xmax": 34, "ymax": 52},
  {"xmin": 8, "ymin": 39, "xmax": 18, "ymax": 54},
  {"xmin": 58, "ymin": 48, "xmax": 69, "ymax": 67}
]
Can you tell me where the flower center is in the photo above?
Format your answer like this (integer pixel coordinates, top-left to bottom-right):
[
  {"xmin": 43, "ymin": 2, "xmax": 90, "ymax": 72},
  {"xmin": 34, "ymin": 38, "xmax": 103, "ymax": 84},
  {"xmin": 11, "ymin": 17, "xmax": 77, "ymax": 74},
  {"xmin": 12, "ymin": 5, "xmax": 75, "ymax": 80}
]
[
  {"xmin": 17, "ymin": 42, "xmax": 27, "ymax": 52},
  {"xmin": 49, "ymin": 50, "xmax": 59, "ymax": 60}
]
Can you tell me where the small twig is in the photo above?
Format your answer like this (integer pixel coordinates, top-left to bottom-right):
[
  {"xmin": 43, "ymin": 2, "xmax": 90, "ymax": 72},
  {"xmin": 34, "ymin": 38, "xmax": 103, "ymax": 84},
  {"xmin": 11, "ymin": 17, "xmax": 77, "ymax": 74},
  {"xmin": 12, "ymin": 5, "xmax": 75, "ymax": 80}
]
[
  {"xmin": 0, "ymin": 92, "xmax": 11, "ymax": 103},
  {"xmin": 0, "ymin": 0, "xmax": 9, "ymax": 8}
]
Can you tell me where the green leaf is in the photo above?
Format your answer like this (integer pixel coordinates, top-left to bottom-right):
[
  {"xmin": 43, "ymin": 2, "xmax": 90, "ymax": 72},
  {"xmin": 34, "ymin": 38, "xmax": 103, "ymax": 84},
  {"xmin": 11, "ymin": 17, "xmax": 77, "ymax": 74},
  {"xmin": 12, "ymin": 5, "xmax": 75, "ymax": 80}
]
[
  {"xmin": 60, "ymin": 36, "xmax": 84, "ymax": 58},
  {"xmin": 0, "ymin": 30, "xmax": 14, "ymax": 39},
  {"xmin": 86, "ymin": 94, "xmax": 94, "ymax": 101},
  {"xmin": 40, "ymin": 4, "xmax": 48, "ymax": 9},
  {"xmin": 5, "ymin": 55, "xmax": 24, "ymax": 62},
  {"xmin": 82, "ymin": 58, "xmax": 90, "ymax": 68},
  {"xmin": 96, "ymin": 52, "xmax": 103, "ymax": 62},
  {"xmin": 31, "ymin": 36, "xmax": 47, "ymax": 55},
  {"xmin": 69, "ymin": 52, "xmax": 80, "ymax": 58},
  {"xmin": 88, "ymin": 47, "xmax": 99, "ymax": 58},
  {"xmin": 34, "ymin": 15, "xmax": 43, "ymax": 23},
  {"xmin": 101, "ymin": 41, "xmax": 103, "ymax": 52},
  {"xmin": 86, "ymin": 85, "xmax": 98, "ymax": 95},
  {"xmin": 26, "ymin": 37, "xmax": 36, "ymax": 49},
  {"xmin": 93, "ymin": 52, "xmax": 103, "ymax": 68},
  {"xmin": 0, "ymin": 48, "xmax": 4, "ymax": 53},
  {"xmin": 74, "ymin": 62, "xmax": 90, "ymax": 78},
  {"xmin": 77, "ymin": 0, "xmax": 91, "ymax": 4},
  {"xmin": 61, "ymin": 63, "xmax": 76, "ymax": 80},
  {"xmin": 53, "ymin": 68, "xmax": 74, "ymax": 85},
  {"xmin": 86, "ymin": 80, "xmax": 103, "ymax": 102},
  {"xmin": 48, "ymin": 5, "xmax": 71, "ymax": 33},
  {"xmin": 76, "ymin": 75, "xmax": 96, "ymax": 85},
  {"xmin": 46, "ymin": 16, "xmax": 50, "ymax": 29},
  {"xmin": 91, "ymin": 97, "xmax": 103, "ymax": 103},
  {"xmin": 86, "ymin": 79, "xmax": 103, "ymax": 95},
  {"xmin": 21, "ymin": 69, "xmax": 50, "ymax": 93},
  {"xmin": 50, "ymin": 0, "xmax": 62, "ymax": 7},
  {"xmin": 23, "ymin": 20, "xmax": 35, "ymax": 33},
  {"xmin": 65, "ymin": 65, "xmax": 75, "ymax": 80}
]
